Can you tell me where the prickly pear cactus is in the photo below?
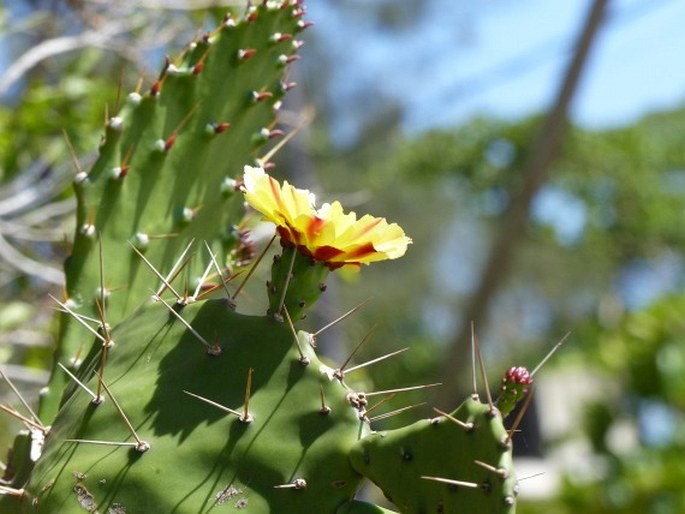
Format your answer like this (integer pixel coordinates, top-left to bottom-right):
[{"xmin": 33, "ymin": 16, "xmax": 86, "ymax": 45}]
[{"xmin": 1, "ymin": 2, "xmax": 525, "ymax": 513}]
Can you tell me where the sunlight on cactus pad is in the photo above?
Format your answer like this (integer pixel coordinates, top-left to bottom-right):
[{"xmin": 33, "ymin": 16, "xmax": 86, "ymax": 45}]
[{"xmin": 241, "ymin": 165, "xmax": 412, "ymax": 269}]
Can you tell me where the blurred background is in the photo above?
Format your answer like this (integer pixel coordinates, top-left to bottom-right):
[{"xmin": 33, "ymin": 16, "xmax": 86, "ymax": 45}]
[{"xmin": 1, "ymin": 1, "xmax": 684, "ymax": 512}]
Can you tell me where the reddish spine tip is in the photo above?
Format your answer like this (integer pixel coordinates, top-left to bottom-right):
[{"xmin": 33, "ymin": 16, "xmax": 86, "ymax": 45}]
[
  {"xmin": 268, "ymin": 129, "xmax": 285, "ymax": 139},
  {"xmin": 192, "ymin": 62, "xmax": 205, "ymax": 75},
  {"xmin": 297, "ymin": 20, "xmax": 315, "ymax": 30},
  {"xmin": 253, "ymin": 91, "xmax": 274, "ymax": 103},
  {"xmin": 150, "ymin": 80, "xmax": 162, "ymax": 96},
  {"xmin": 165, "ymin": 134, "xmax": 177, "ymax": 151},
  {"xmin": 286, "ymin": 55, "xmax": 301, "ymax": 64},
  {"xmin": 238, "ymin": 48, "xmax": 257, "ymax": 60},
  {"xmin": 214, "ymin": 122, "xmax": 231, "ymax": 134}
]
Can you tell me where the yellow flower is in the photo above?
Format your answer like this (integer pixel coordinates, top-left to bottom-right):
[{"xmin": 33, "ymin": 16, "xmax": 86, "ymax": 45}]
[{"xmin": 241, "ymin": 166, "xmax": 411, "ymax": 269}]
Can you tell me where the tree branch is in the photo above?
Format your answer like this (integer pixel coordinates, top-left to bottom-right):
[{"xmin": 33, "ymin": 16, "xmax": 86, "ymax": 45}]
[{"xmin": 440, "ymin": 0, "xmax": 610, "ymax": 398}]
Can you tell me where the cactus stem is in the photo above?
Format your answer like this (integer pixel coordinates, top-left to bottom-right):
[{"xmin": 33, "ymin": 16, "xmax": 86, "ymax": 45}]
[
  {"xmin": 57, "ymin": 363, "xmax": 99, "ymax": 403},
  {"xmin": 365, "ymin": 382, "xmax": 442, "ymax": 398},
  {"xmin": 283, "ymin": 306, "xmax": 310, "ymax": 365},
  {"xmin": 530, "ymin": 331, "xmax": 571, "ymax": 377},
  {"xmin": 0, "ymin": 366, "xmax": 41, "ymax": 426},
  {"xmin": 241, "ymin": 368, "xmax": 254, "ymax": 423},
  {"xmin": 363, "ymin": 393, "xmax": 397, "ymax": 418},
  {"xmin": 367, "ymin": 402, "xmax": 426, "ymax": 423},
  {"xmin": 312, "ymin": 297, "xmax": 371, "ymax": 340},
  {"xmin": 474, "ymin": 460, "xmax": 509, "ymax": 480},
  {"xmin": 232, "ymin": 233, "xmax": 276, "ymax": 300},
  {"xmin": 505, "ymin": 386, "xmax": 535, "ymax": 445},
  {"xmin": 319, "ymin": 386, "xmax": 331, "ymax": 414},
  {"xmin": 128, "ymin": 242, "xmax": 184, "ymax": 302},
  {"xmin": 420, "ymin": 476, "xmax": 480, "ymax": 489},
  {"xmin": 50, "ymin": 294, "xmax": 108, "ymax": 346},
  {"xmin": 96, "ymin": 376, "xmax": 149, "ymax": 452},
  {"xmin": 343, "ymin": 347, "xmax": 409, "ymax": 377},
  {"xmin": 155, "ymin": 295, "xmax": 213, "ymax": 352},
  {"xmin": 0, "ymin": 485, "xmax": 25, "ymax": 497},
  {"xmin": 183, "ymin": 390, "xmax": 245, "ymax": 420},
  {"xmin": 432, "ymin": 407, "xmax": 474, "ymax": 432},
  {"xmin": 203, "ymin": 241, "xmax": 236, "ymax": 308},
  {"xmin": 0, "ymin": 404, "xmax": 48, "ymax": 435},
  {"xmin": 273, "ymin": 478, "xmax": 307, "ymax": 490},
  {"xmin": 334, "ymin": 326, "xmax": 377, "ymax": 380},
  {"xmin": 274, "ymin": 244, "xmax": 298, "ymax": 321}
]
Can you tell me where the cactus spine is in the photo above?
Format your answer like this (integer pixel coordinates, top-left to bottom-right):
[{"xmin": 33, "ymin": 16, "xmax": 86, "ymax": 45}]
[{"xmin": 1, "ymin": 2, "xmax": 525, "ymax": 513}]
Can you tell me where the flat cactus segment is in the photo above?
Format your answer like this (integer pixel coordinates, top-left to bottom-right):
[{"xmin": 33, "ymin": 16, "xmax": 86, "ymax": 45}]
[
  {"xmin": 25, "ymin": 300, "xmax": 367, "ymax": 513},
  {"xmin": 349, "ymin": 397, "xmax": 518, "ymax": 514},
  {"xmin": 268, "ymin": 245, "xmax": 330, "ymax": 321},
  {"xmin": 42, "ymin": 1, "xmax": 308, "ymax": 422}
]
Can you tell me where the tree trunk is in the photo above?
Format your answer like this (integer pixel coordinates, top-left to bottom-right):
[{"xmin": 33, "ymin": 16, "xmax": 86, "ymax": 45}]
[{"xmin": 439, "ymin": 0, "xmax": 610, "ymax": 401}]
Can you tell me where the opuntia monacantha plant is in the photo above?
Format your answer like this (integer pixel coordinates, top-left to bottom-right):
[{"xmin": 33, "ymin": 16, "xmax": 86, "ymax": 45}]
[{"xmin": 0, "ymin": 2, "xmax": 539, "ymax": 512}]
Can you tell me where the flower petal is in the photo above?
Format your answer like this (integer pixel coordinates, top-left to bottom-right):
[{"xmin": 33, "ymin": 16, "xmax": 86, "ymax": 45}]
[{"xmin": 241, "ymin": 167, "xmax": 411, "ymax": 268}]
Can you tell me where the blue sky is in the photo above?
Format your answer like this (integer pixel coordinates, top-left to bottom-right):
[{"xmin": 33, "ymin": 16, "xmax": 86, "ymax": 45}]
[{"xmin": 308, "ymin": 0, "xmax": 685, "ymax": 143}]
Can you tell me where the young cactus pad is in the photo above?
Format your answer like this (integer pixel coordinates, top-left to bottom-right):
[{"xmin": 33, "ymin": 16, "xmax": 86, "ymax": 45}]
[{"xmin": 350, "ymin": 397, "xmax": 518, "ymax": 514}]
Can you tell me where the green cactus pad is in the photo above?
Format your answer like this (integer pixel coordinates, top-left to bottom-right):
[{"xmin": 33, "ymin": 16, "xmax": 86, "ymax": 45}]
[
  {"xmin": 349, "ymin": 397, "xmax": 518, "ymax": 514},
  {"xmin": 42, "ymin": 1, "xmax": 308, "ymax": 423},
  {"xmin": 267, "ymin": 244, "xmax": 330, "ymax": 321},
  {"xmin": 24, "ymin": 299, "xmax": 368, "ymax": 513}
]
